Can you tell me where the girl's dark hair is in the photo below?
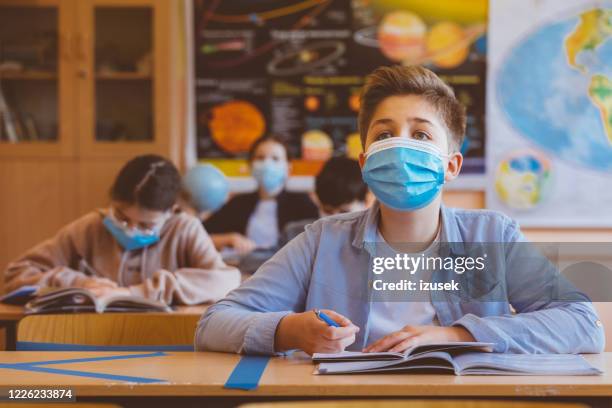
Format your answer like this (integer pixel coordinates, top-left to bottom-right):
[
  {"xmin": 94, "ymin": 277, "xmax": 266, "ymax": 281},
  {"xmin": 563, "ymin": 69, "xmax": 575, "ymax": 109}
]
[
  {"xmin": 315, "ymin": 156, "xmax": 368, "ymax": 207},
  {"xmin": 110, "ymin": 155, "xmax": 181, "ymax": 211},
  {"xmin": 247, "ymin": 134, "xmax": 291, "ymax": 162}
]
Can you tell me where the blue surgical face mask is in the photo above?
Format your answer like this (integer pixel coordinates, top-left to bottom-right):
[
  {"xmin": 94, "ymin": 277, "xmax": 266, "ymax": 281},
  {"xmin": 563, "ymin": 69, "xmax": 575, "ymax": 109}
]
[
  {"xmin": 251, "ymin": 159, "xmax": 288, "ymax": 194},
  {"xmin": 103, "ymin": 209, "xmax": 165, "ymax": 251},
  {"xmin": 362, "ymin": 138, "xmax": 448, "ymax": 211}
]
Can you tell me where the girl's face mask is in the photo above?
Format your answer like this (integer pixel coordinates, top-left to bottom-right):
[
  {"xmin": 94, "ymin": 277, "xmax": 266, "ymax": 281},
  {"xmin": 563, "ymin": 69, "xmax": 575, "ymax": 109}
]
[
  {"xmin": 251, "ymin": 159, "xmax": 288, "ymax": 194},
  {"xmin": 103, "ymin": 207, "xmax": 168, "ymax": 251},
  {"xmin": 361, "ymin": 137, "xmax": 448, "ymax": 211}
]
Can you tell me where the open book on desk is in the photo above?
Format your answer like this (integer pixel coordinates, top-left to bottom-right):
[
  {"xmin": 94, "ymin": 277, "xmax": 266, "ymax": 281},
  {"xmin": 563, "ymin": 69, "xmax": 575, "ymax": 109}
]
[
  {"xmin": 313, "ymin": 342, "xmax": 601, "ymax": 376},
  {"xmin": 25, "ymin": 288, "xmax": 171, "ymax": 314}
]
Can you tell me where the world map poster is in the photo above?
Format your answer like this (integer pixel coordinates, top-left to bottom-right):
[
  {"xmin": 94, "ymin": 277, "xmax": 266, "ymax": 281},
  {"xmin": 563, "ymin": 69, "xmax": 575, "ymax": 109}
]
[
  {"xmin": 193, "ymin": 0, "xmax": 487, "ymax": 187},
  {"xmin": 486, "ymin": 0, "xmax": 612, "ymax": 226}
]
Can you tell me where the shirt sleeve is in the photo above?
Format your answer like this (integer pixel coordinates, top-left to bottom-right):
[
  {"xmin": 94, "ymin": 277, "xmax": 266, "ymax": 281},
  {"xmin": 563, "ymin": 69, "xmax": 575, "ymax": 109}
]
[
  {"xmin": 452, "ymin": 218, "xmax": 605, "ymax": 354},
  {"xmin": 195, "ymin": 224, "xmax": 320, "ymax": 354},
  {"xmin": 3, "ymin": 218, "xmax": 92, "ymax": 294},
  {"xmin": 128, "ymin": 217, "xmax": 241, "ymax": 305}
]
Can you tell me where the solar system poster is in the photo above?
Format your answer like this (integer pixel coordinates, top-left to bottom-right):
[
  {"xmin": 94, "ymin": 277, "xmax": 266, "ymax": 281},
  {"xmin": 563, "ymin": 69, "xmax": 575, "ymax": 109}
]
[{"xmin": 194, "ymin": 0, "xmax": 488, "ymax": 182}]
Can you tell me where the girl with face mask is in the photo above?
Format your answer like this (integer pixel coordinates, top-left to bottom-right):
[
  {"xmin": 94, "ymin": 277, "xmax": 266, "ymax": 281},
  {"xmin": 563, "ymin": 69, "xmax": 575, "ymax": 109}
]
[
  {"xmin": 205, "ymin": 135, "xmax": 318, "ymax": 255},
  {"xmin": 196, "ymin": 66, "xmax": 603, "ymax": 357},
  {"xmin": 3, "ymin": 155, "xmax": 240, "ymax": 305}
]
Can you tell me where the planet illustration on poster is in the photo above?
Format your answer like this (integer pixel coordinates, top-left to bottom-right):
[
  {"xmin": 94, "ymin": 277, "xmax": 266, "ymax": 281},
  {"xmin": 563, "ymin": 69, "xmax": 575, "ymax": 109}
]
[
  {"xmin": 346, "ymin": 133, "xmax": 363, "ymax": 160},
  {"xmin": 267, "ymin": 40, "xmax": 346, "ymax": 76},
  {"xmin": 354, "ymin": 10, "xmax": 485, "ymax": 69},
  {"xmin": 349, "ymin": 92, "xmax": 361, "ymax": 112},
  {"xmin": 304, "ymin": 95, "xmax": 320, "ymax": 112},
  {"xmin": 302, "ymin": 130, "xmax": 333, "ymax": 160},
  {"xmin": 377, "ymin": 11, "xmax": 427, "ymax": 61},
  {"xmin": 207, "ymin": 100, "xmax": 265, "ymax": 154},
  {"xmin": 494, "ymin": 150, "xmax": 552, "ymax": 210}
]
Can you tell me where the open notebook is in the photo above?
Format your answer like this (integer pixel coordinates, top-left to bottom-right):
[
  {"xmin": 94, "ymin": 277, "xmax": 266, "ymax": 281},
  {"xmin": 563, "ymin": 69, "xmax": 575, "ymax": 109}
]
[
  {"xmin": 25, "ymin": 288, "xmax": 171, "ymax": 314},
  {"xmin": 313, "ymin": 342, "xmax": 601, "ymax": 376}
]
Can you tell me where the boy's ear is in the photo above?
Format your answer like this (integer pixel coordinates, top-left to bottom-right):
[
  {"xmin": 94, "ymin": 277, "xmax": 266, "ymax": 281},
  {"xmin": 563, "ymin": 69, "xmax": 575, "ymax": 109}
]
[
  {"xmin": 358, "ymin": 152, "xmax": 365, "ymax": 169},
  {"xmin": 445, "ymin": 151, "xmax": 463, "ymax": 182}
]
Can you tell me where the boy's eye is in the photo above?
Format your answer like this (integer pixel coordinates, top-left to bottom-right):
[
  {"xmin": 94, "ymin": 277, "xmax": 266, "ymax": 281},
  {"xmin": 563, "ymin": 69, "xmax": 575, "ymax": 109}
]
[
  {"xmin": 413, "ymin": 131, "xmax": 431, "ymax": 141},
  {"xmin": 375, "ymin": 131, "xmax": 394, "ymax": 141}
]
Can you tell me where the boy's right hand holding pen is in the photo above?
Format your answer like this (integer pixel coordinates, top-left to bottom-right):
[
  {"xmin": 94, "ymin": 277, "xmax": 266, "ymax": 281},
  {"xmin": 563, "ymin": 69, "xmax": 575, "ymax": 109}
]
[{"xmin": 274, "ymin": 309, "xmax": 360, "ymax": 355}]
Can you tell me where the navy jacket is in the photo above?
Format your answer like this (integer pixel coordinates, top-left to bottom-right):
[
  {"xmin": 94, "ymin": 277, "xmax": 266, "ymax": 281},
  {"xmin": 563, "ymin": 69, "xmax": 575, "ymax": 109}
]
[{"xmin": 204, "ymin": 190, "xmax": 318, "ymax": 237}]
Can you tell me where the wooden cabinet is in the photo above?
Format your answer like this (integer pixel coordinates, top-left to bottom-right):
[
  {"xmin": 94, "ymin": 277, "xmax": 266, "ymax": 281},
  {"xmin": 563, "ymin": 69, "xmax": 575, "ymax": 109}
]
[{"xmin": 0, "ymin": 0, "xmax": 184, "ymax": 271}]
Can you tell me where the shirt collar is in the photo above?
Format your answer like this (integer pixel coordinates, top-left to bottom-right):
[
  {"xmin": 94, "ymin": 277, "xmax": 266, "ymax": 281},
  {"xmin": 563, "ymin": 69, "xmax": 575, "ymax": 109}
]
[{"xmin": 352, "ymin": 201, "xmax": 466, "ymax": 256}]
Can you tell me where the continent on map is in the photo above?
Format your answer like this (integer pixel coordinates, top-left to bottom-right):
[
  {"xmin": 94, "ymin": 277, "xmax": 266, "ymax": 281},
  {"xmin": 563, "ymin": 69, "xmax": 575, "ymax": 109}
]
[
  {"xmin": 564, "ymin": 8, "xmax": 612, "ymax": 72},
  {"xmin": 589, "ymin": 74, "xmax": 612, "ymax": 144}
]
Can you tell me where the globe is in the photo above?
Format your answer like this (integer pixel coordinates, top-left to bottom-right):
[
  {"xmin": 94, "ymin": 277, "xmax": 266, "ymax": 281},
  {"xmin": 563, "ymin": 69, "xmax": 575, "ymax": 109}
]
[
  {"xmin": 495, "ymin": 150, "xmax": 552, "ymax": 210},
  {"xmin": 496, "ymin": 8, "xmax": 612, "ymax": 172},
  {"xmin": 183, "ymin": 164, "xmax": 229, "ymax": 212}
]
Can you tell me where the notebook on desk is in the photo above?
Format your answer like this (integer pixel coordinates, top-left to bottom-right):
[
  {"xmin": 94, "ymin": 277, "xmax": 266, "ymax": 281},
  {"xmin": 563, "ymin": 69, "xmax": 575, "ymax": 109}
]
[
  {"xmin": 25, "ymin": 288, "xmax": 171, "ymax": 314},
  {"xmin": 0, "ymin": 285, "xmax": 39, "ymax": 305},
  {"xmin": 313, "ymin": 342, "xmax": 602, "ymax": 376}
]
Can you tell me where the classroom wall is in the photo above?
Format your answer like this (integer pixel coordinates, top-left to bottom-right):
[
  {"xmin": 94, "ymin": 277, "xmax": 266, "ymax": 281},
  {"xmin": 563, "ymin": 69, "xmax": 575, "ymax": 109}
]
[{"xmin": 443, "ymin": 191, "xmax": 612, "ymax": 242}]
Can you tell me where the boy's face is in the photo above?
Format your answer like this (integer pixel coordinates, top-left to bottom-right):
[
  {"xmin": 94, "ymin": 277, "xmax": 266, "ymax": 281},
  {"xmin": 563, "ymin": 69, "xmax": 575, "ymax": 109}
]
[{"xmin": 358, "ymin": 94, "xmax": 462, "ymax": 183}]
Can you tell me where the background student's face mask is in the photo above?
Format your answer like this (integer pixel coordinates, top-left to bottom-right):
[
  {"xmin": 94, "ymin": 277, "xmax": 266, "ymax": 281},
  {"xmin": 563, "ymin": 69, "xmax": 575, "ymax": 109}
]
[
  {"xmin": 362, "ymin": 138, "xmax": 448, "ymax": 211},
  {"xmin": 251, "ymin": 159, "xmax": 288, "ymax": 194},
  {"xmin": 103, "ymin": 209, "xmax": 166, "ymax": 251}
]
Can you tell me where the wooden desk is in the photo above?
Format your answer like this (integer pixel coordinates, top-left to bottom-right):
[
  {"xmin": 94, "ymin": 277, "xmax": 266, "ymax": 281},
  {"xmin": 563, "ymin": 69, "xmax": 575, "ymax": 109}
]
[
  {"xmin": 0, "ymin": 351, "xmax": 609, "ymax": 405},
  {"xmin": 0, "ymin": 305, "xmax": 208, "ymax": 351}
]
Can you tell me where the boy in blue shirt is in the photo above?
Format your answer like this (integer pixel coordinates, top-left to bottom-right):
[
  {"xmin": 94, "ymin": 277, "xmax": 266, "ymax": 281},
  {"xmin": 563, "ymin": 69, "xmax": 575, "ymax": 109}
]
[{"xmin": 196, "ymin": 65, "xmax": 604, "ymax": 355}]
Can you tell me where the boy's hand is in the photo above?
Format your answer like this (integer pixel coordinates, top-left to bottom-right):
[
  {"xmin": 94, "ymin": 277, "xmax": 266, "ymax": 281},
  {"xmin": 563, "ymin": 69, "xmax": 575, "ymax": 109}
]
[
  {"xmin": 364, "ymin": 326, "xmax": 475, "ymax": 353},
  {"xmin": 275, "ymin": 309, "xmax": 360, "ymax": 355}
]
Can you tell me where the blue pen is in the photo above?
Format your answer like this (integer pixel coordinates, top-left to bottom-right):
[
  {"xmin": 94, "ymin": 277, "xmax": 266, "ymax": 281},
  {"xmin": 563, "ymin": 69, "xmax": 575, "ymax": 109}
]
[{"xmin": 314, "ymin": 309, "xmax": 340, "ymax": 328}]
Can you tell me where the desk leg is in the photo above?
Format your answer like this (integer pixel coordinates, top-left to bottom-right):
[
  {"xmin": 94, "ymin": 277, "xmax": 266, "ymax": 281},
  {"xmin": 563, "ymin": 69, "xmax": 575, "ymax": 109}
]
[{"xmin": 4, "ymin": 322, "xmax": 16, "ymax": 351}]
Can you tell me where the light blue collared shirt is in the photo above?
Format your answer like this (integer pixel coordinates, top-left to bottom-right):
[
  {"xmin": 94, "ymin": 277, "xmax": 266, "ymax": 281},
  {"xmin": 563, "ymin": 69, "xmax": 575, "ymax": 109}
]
[{"xmin": 196, "ymin": 203, "xmax": 604, "ymax": 355}]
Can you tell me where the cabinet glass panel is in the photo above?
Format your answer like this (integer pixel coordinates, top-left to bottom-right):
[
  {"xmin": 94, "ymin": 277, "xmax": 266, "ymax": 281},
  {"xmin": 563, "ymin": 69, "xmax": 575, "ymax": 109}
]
[
  {"xmin": 0, "ymin": 6, "xmax": 58, "ymax": 143},
  {"xmin": 95, "ymin": 7, "xmax": 153, "ymax": 142}
]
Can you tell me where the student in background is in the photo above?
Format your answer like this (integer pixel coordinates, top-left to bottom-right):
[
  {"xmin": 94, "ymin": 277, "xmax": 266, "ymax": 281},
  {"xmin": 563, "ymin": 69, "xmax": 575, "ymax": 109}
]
[
  {"xmin": 205, "ymin": 134, "xmax": 318, "ymax": 254},
  {"xmin": 282, "ymin": 156, "xmax": 371, "ymax": 244},
  {"xmin": 3, "ymin": 155, "xmax": 241, "ymax": 305},
  {"xmin": 196, "ymin": 65, "xmax": 603, "ymax": 356}
]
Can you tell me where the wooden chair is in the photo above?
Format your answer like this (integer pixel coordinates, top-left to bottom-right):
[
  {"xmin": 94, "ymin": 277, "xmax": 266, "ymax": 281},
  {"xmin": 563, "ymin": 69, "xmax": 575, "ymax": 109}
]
[
  {"xmin": 16, "ymin": 313, "xmax": 199, "ymax": 351},
  {"xmin": 239, "ymin": 401, "xmax": 589, "ymax": 408}
]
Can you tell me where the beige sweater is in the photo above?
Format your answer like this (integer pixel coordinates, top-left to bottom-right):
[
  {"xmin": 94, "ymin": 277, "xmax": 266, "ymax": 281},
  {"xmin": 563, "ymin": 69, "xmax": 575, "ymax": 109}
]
[{"xmin": 3, "ymin": 209, "xmax": 241, "ymax": 305}]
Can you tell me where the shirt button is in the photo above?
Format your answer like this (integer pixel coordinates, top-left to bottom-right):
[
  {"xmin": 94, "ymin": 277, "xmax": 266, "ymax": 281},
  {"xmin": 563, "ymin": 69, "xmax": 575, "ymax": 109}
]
[{"xmin": 596, "ymin": 320, "xmax": 603, "ymax": 327}]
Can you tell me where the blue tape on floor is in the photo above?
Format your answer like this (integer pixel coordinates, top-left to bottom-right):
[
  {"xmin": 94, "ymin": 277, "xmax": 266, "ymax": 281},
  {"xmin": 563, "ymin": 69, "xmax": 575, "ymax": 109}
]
[
  {"xmin": 224, "ymin": 355, "xmax": 270, "ymax": 391},
  {"xmin": 17, "ymin": 341, "xmax": 193, "ymax": 352}
]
